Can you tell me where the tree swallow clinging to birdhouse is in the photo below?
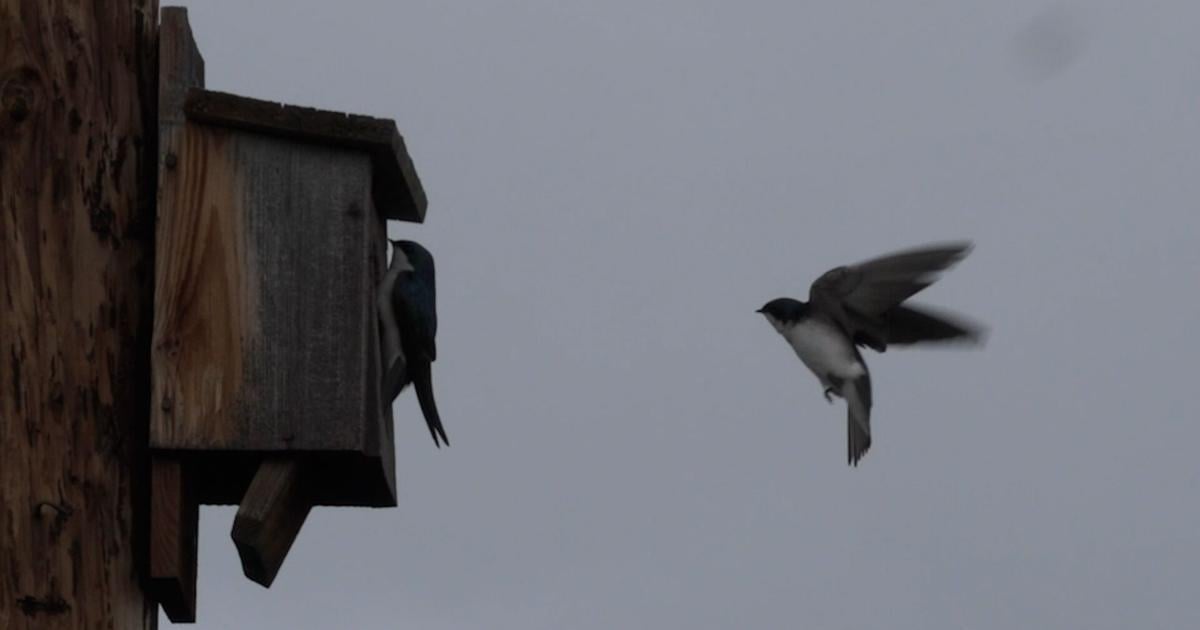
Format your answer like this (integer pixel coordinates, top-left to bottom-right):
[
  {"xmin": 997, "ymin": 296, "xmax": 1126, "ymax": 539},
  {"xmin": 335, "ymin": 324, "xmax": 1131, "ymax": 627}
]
[
  {"xmin": 385, "ymin": 239, "xmax": 448, "ymax": 447},
  {"xmin": 758, "ymin": 242, "xmax": 983, "ymax": 466}
]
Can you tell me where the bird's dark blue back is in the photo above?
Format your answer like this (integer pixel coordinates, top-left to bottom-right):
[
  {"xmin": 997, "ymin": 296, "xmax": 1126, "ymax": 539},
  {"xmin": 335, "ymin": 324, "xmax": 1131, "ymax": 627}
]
[{"xmin": 394, "ymin": 240, "xmax": 437, "ymax": 360}]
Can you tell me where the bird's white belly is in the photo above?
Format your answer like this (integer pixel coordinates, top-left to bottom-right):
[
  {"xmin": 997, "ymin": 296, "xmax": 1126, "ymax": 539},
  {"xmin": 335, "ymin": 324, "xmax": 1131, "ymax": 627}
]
[{"xmin": 781, "ymin": 319, "xmax": 864, "ymax": 384}]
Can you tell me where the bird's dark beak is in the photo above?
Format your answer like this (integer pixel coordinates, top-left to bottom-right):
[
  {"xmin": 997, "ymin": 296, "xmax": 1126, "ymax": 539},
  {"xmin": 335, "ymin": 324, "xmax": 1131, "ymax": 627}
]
[{"xmin": 754, "ymin": 308, "xmax": 764, "ymax": 313}]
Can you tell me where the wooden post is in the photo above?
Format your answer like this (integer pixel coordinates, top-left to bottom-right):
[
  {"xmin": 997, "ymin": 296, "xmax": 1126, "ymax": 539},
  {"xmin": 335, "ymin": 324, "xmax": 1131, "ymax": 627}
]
[{"xmin": 0, "ymin": 1, "xmax": 159, "ymax": 629}]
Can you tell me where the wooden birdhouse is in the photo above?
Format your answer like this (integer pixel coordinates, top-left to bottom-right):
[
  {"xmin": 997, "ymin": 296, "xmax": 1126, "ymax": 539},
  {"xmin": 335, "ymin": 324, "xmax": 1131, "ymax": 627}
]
[{"xmin": 148, "ymin": 8, "xmax": 426, "ymax": 622}]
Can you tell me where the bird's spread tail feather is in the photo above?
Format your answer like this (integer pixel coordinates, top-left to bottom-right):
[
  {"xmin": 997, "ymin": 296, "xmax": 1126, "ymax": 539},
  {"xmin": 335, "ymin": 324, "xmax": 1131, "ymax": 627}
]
[
  {"xmin": 411, "ymin": 362, "xmax": 449, "ymax": 447},
  {"xmin": 844, "ymin": 374, "xmax": 872, "ymax": 466}
]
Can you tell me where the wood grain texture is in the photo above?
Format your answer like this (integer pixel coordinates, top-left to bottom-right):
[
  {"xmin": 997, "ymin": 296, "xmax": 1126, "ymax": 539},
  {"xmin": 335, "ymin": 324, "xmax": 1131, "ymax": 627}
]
[
  {"xmin": 159, "ymin": 7, "xmax": 203, "ymax": 123},
  {"xmin": 185, "ymin": 89, "xmax": 427, "ymax": 223},
  {"xmin": 154, "ymin": 133, "xmax": 371, "ymax": 451},
  {"xmin": 149, "ymin": 456, "xmax": 198, "ymax": 622},
  {"xmin": 151, "ymin": 8, "xmax": 396, "ymax": 509},
  {"xmin": 0, "ymin": 1, "xmax": 159, "ymax": 628},
  {"xmin": 147, "ymin": 14, "xmax": 203, "ymax": 619},
  {"xmin": 230, "ymin": 458, "xmax": 313, "ymax": 587}
]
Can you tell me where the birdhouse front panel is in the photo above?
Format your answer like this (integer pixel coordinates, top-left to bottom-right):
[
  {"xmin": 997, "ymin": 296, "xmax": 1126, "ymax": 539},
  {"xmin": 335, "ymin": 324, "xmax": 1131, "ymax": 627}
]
[{"xmin": 152, "ymin": 117, "xmax": 395, "ymax": 506}]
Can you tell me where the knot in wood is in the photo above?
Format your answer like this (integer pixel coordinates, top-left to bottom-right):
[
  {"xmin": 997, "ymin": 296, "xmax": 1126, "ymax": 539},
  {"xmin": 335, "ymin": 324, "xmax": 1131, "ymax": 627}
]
[
  {"xmin": 33, "ymin": 501, "xmax": 73, "ymax": 520},
  {"xmin": 1, "ymin": 66, "xmax": 44, "ymax": 124},
  {"xmin": 16, "ymin": 595, "xmax": 71, "ymax": 616}
]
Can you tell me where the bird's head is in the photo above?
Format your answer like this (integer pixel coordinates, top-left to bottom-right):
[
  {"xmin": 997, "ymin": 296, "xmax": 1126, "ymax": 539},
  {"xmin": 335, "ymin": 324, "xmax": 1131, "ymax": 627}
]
[
  {"xmin": 756, "ymin": 297, "xmax": 808, "ymax": 329},
  {"xmin": 389, "ymin": 239, "xmax": 433, "ymax": 270}
]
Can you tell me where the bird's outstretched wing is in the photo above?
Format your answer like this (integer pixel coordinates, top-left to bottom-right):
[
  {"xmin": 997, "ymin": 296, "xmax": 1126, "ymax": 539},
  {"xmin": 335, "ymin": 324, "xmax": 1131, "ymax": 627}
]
[
  {"xmin": 881, "ymin": 303, "xmax": 985, "ymax": 346},
  {"xmin": 809, "ymin": 242, "xmax": 973, "ymax": 351}
]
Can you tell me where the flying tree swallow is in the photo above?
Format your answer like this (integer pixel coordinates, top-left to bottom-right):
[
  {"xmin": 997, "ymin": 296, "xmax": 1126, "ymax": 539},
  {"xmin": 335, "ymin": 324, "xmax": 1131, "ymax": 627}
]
[
  {"xmin": 757, "ymin": 242, "xmax": 983, "ymax": 466},
  {"xmin": 384, "ymin": 239, "xmax": 448, "ymax": 447}
]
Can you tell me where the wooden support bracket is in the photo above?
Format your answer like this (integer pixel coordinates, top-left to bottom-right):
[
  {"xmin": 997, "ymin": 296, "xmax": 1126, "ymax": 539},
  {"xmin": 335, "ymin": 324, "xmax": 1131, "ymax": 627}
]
[
  {"xmin": 149, "ymin": 456, "xmax": 199, "ymax": 622},
  {"xmin": 231, "ymin": 458, "xmax": 314, "ymax": 587}
]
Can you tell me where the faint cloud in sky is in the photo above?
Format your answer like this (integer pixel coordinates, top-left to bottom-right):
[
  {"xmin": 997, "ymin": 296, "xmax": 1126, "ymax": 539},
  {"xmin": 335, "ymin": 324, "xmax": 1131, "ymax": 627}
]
[{"xmin": 1012, "ymin": 5, "xmax": 1087, "ymax": 80}]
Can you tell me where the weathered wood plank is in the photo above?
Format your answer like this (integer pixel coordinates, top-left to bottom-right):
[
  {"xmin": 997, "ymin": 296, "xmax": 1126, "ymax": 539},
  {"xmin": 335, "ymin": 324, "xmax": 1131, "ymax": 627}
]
[
  {"xmin": 185, "ymin": 89, "xmax": 427, "ymax": 223},
  {"xmin": 149, "ymin": 457, "xmax": 198, "ymax": 622},
  {"xmin": 153, "ymin": 127, "xmax": 254, "ymax": 452},
  {"xmin": 153, "ymin": 133, "xmax": 376, "ymax": 452},
  {"xmin": 238, "ymin": 137, "xmax": 375, "ymax": 451},
  {"xmin": 160, "ymin": 7, "xmax": 204, "ymax": 123},
  {"xmin": 148, "ymin": 9, "xmax": 204, "ymax": 621},
  {"xmin": 0, "ymin": 1, "xmax": 159, "ymax": 628},
  {"xmin": 231, "ymin": 459, "xmax": 313, "ymax": 587}
]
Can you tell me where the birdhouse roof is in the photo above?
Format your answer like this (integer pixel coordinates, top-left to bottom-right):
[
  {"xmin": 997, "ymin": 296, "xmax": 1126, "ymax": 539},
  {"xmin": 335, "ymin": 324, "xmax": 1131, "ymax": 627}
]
[{"xmin": 184, "ymin": 88, "xmax": 427, "ymax": 222}]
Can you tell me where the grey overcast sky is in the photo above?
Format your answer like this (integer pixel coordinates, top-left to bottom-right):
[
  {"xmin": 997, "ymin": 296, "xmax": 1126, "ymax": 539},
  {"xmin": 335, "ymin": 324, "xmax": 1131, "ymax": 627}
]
[{"xmin": 178, "ymin": 2, "xmax": 1199, "ymax": 628}]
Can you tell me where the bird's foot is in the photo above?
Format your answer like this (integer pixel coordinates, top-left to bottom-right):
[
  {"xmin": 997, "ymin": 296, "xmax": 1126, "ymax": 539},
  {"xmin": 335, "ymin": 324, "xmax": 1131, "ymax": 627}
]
[{"xmin": 823, "ymin": 387, "xmax": 837, "ymax": 403}]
